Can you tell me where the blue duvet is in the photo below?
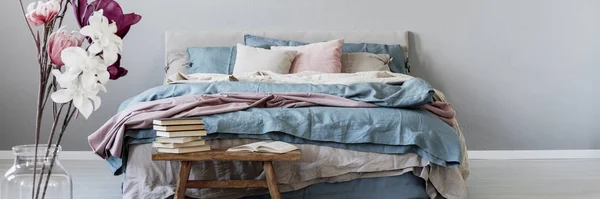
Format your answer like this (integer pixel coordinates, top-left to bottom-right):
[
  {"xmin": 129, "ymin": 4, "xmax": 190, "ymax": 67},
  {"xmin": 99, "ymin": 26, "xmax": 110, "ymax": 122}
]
[{"xmin": 107, "ymin": 78, "xmax": 462, "ymax": 175}]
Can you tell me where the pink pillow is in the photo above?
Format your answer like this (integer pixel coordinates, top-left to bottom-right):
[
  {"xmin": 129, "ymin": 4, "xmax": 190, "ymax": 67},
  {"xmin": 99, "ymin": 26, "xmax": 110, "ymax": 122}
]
[{"xmin": 271, "ymin": 39, "xmax": 344, "ymax": 73}]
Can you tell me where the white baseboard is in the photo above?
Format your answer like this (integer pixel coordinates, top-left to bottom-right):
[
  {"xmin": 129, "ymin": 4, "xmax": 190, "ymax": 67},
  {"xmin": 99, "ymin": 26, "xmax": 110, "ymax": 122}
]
[
  {"xmin": 0, "ymin": 151, "xmax": 101, "ymax": 160},
  {"xmin": 1, "ymin": 150, "xmax": 600, "ymax": 160},
  {"xmin": 468, "ymin": 150, "xmax": 600, "ymax": 160}
]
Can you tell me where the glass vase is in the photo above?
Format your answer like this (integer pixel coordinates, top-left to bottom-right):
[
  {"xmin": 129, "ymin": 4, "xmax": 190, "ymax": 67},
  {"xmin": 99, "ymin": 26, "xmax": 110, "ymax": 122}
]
[{"xmin": 1, "ymin": 144, "xmax": 72, "ymax": 199}]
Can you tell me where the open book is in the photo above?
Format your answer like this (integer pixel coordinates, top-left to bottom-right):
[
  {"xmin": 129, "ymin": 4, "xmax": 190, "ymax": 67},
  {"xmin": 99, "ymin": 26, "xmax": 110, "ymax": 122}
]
[{"xmin": 227, "ymin": 141, "xmax": 298, "ymax": 154}]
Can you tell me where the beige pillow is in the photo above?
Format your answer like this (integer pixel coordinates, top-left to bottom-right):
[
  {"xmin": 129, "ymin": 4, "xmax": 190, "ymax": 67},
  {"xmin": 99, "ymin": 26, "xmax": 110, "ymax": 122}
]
[
  {"xmin": 341, "ymin": 53, "xmax": 391, "ymax": 73},
  {"xmin": 233, "ymin": 44, "xmax": 297, "ymax": 75}
]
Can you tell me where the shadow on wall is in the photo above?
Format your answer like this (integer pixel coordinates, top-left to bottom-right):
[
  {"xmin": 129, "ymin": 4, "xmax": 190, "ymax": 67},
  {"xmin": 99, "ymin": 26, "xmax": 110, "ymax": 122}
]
[
  {"xmin": 407, "ymin": 32, "xmax": 446, "ymax": 96},
  {"xmin": 407, "ymin": 33, "xmax": 441, "ymax": 91},
  {"xmin": 406, "ymin": 32, "xmax": 474, "ymax": 148}
]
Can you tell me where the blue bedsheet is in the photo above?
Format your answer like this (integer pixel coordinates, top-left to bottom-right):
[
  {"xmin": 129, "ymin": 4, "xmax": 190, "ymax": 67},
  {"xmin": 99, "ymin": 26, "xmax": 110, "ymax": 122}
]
[
  {"xmin": 106, "ymin": 79, "xmax": 462, "ymax": 175},
  {"xmin": 119, "ymin": 79, "xmax": 435, "ymax": 110}
]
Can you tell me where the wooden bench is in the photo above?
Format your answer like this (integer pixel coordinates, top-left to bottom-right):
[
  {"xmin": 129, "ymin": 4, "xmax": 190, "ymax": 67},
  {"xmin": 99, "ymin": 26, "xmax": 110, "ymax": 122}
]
[{"xmin": 152, "ymin": 150, "xmax": 302, "ymax": 199}]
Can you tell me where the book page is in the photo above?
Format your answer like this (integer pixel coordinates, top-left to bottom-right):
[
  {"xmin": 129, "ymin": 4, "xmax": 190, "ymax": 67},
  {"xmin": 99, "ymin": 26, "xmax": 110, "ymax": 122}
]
[
  {"xmin": 257, "ymin": 141, "xmax": 298, "ymax": 153},
  {"xmin": 227, "ymin": 141, "xmax": 269, "ymax": 152}
]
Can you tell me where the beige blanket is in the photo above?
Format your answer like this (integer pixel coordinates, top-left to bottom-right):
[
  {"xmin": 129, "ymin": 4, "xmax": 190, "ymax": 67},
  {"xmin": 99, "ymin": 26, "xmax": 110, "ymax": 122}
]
[
  {"xmin": 167, "ymin": 71, "xmax": 414, "ymax": 84},
  {"xmin": 124, "ymin": 139, "xmax": 466, "ymax": 199}
]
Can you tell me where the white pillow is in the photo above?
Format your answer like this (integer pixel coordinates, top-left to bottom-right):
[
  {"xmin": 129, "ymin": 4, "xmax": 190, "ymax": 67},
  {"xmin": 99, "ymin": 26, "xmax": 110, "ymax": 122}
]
[
  {"xmin": 233, "ymin": 44, "xmax": 297, "ymax": 75},
  {"xmin": 341, "ymin": 53, "xmax": 391, "ymax": 73}
]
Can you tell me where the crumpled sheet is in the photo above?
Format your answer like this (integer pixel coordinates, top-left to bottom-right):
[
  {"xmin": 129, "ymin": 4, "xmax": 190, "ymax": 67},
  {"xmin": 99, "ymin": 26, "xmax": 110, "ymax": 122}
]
[
  {"xmin": 433, "ymin": 89, "xmax": 470, "ymax": 180},
  {"xmin": 166, "ymin": 70, "xmax": 414, "ymax": 85}
]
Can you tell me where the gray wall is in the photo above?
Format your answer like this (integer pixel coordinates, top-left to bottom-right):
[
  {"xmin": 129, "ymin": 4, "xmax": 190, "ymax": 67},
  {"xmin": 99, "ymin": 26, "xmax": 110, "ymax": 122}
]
[{"xmin": 1, "ymin": 0, "xmax": 598, "ymax": 151}]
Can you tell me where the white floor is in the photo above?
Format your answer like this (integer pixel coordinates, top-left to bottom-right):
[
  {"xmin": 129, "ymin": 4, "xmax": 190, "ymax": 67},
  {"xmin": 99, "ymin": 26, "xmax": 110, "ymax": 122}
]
[
  {"xmin": 468, "ymin": 159, "xmax": 600, "ymax": 199},
  {"xmin": 1, "ymin": 159, "xmax": 600, "ymax": 199}
]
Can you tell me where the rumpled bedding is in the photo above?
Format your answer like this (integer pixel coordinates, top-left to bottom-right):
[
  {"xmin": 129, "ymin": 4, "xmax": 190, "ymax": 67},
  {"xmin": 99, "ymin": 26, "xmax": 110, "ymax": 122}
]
[
  {"xmin": 92, "ymin": 78, "xmax": 462, "ymax": 170},
  {"xmin": 95, "ymin": 71, "xmax": 469, "ymax": 199},
  {"xmin": 125, "ymin": 139, "xmax": 466, "ymax": 199},
  {"xmin": 89, "ymin": 92, "xmax": 379, "ymax": 158},
  {"xmin": 166, "ymin": 71, "xmax": 470, "ymax": 179}
]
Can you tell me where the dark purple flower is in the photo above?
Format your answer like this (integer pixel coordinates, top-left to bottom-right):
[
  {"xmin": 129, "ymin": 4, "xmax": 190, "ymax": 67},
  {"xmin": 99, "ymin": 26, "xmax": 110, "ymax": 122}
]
[
  {"xmin": 107, "ymin": 55, "xmax": 128, "ymax": 80},
  {"xmin": 73, "ymin": 0, "xmax": 140, "ymax": 80},
  {"xmin": 72, "ymin": 0, "xmax": 142, "ymax": 38}
]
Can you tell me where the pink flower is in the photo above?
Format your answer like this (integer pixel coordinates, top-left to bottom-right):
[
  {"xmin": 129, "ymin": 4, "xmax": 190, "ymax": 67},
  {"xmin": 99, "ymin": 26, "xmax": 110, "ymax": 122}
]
[
  {"xmin": 48, "ymin": 27, "xmax": 84, "ymax": 67},
  {"xmin": 26, "ymin": 0, "xmax": 61, "ymax": 26}
]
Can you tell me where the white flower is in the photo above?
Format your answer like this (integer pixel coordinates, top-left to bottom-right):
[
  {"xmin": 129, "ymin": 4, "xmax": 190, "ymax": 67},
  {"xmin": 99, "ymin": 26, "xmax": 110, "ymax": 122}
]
[
  {"xmin": 51, "ymin": 83, "xmax": 101, "ymax": 119},
  {"xmin": 80, "ymin": 9, "xmax": 123, "ymax": 66},
  {"xmin": 51, "ymin": 47, "xmax": 108, "ymax": 119}
]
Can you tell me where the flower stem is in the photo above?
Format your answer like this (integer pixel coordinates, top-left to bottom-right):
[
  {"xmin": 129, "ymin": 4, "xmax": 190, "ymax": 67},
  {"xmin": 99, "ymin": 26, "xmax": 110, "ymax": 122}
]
[
  {"xmin": 32, "ymin": 73, "xmax": 44, "ymax": 199},
  {"xmin": 41, "ymin": 106, "xmax": 77, "ymax": 199},
  {"xmin": 40, "ymin": 25, "xmax": 51, "ymax": 76},
  {"xmin": 34, "ymin": 103, "xmax": 64, "ymax": 199},
  {"xmin": 41, "ymin": 68, "xmax": 54, "ymax": 110},
  {"xmin": 56, "ymin": 0, "xmax": 71, "ymax": 29},
  {"xmin": 17, "ymin": 0, "xmax": 38, "ymax": 45},
  {"xmin": 19, "ymin": 1, "xmax": 46, "ymax": 198}
]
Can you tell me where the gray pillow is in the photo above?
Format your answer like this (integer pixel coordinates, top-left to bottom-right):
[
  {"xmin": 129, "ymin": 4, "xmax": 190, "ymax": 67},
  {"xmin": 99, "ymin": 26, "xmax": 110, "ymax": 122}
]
[{"xmin": 341, "ymin": 53, "xmax": 391, "ymax": 73}]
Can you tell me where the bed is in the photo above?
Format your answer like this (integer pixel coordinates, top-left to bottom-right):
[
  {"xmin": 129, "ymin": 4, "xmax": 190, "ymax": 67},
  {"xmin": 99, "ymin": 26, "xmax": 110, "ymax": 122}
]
[{"xmin": 91, "ymin": 31, "xmax": 469, "ymax": 199}]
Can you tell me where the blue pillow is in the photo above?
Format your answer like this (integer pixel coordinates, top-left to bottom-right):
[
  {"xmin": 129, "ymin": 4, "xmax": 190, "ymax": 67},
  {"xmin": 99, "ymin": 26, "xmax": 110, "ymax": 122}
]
[
  {"xmin": 244, "ymin": 35, "xmax": 408, "ymax": 74},
  {"xmin": 244, "ymin": 35, "xmax": 307, "ymax": 48},
  {"xmin": 187, "ymin": 46, "xmax": 237, "ymax": 74}
]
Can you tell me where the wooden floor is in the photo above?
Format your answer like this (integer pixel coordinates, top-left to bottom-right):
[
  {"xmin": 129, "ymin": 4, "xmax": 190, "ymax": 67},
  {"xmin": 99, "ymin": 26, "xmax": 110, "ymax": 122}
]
[{"xmin": 1, "ymin": 159, "xmax": 599, "ymax": 199}]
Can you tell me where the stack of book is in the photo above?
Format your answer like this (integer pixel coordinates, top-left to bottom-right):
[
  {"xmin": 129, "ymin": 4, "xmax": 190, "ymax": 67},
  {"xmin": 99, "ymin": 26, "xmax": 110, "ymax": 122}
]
[{"xmin": 152, "ymin": 118, "xmax": 211, "ymax": 154}]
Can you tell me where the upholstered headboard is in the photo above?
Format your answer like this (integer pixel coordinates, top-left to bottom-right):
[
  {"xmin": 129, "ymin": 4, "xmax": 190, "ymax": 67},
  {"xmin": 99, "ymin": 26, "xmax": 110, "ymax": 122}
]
[{"xmin": 164, "ymin": 31, "xmax": 411, "ymax": 77}]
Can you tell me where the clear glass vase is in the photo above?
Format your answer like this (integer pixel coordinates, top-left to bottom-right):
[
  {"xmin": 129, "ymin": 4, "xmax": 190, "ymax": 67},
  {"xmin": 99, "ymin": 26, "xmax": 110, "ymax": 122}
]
[{"xmin": 1, "ymin": 145, "xmax": 72, "ymax": 199}]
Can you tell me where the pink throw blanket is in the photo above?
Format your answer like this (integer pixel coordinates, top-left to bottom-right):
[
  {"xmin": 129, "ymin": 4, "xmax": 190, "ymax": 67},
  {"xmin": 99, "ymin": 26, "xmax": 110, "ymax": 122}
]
[
  {"xmin": 421, "ymin": 101, "xmax": 456, "ymax": 125},
  {"xmin": 89, "ymin": 93, "xmax": 377, "ymax": 158},
  {"xmin": 89, "ymin": 92, "xmax": 457, "ymax": 159}
]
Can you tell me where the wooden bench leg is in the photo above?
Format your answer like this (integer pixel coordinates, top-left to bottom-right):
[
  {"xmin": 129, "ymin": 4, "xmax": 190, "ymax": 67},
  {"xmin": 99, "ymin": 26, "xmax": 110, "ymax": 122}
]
[
  {"xmin": 263, "ymin": 161, "xmax": 281, "ymax": 199},
  {"xmin": 175, "ymin": 161, "xmax": 192, "ymax": 199}
]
